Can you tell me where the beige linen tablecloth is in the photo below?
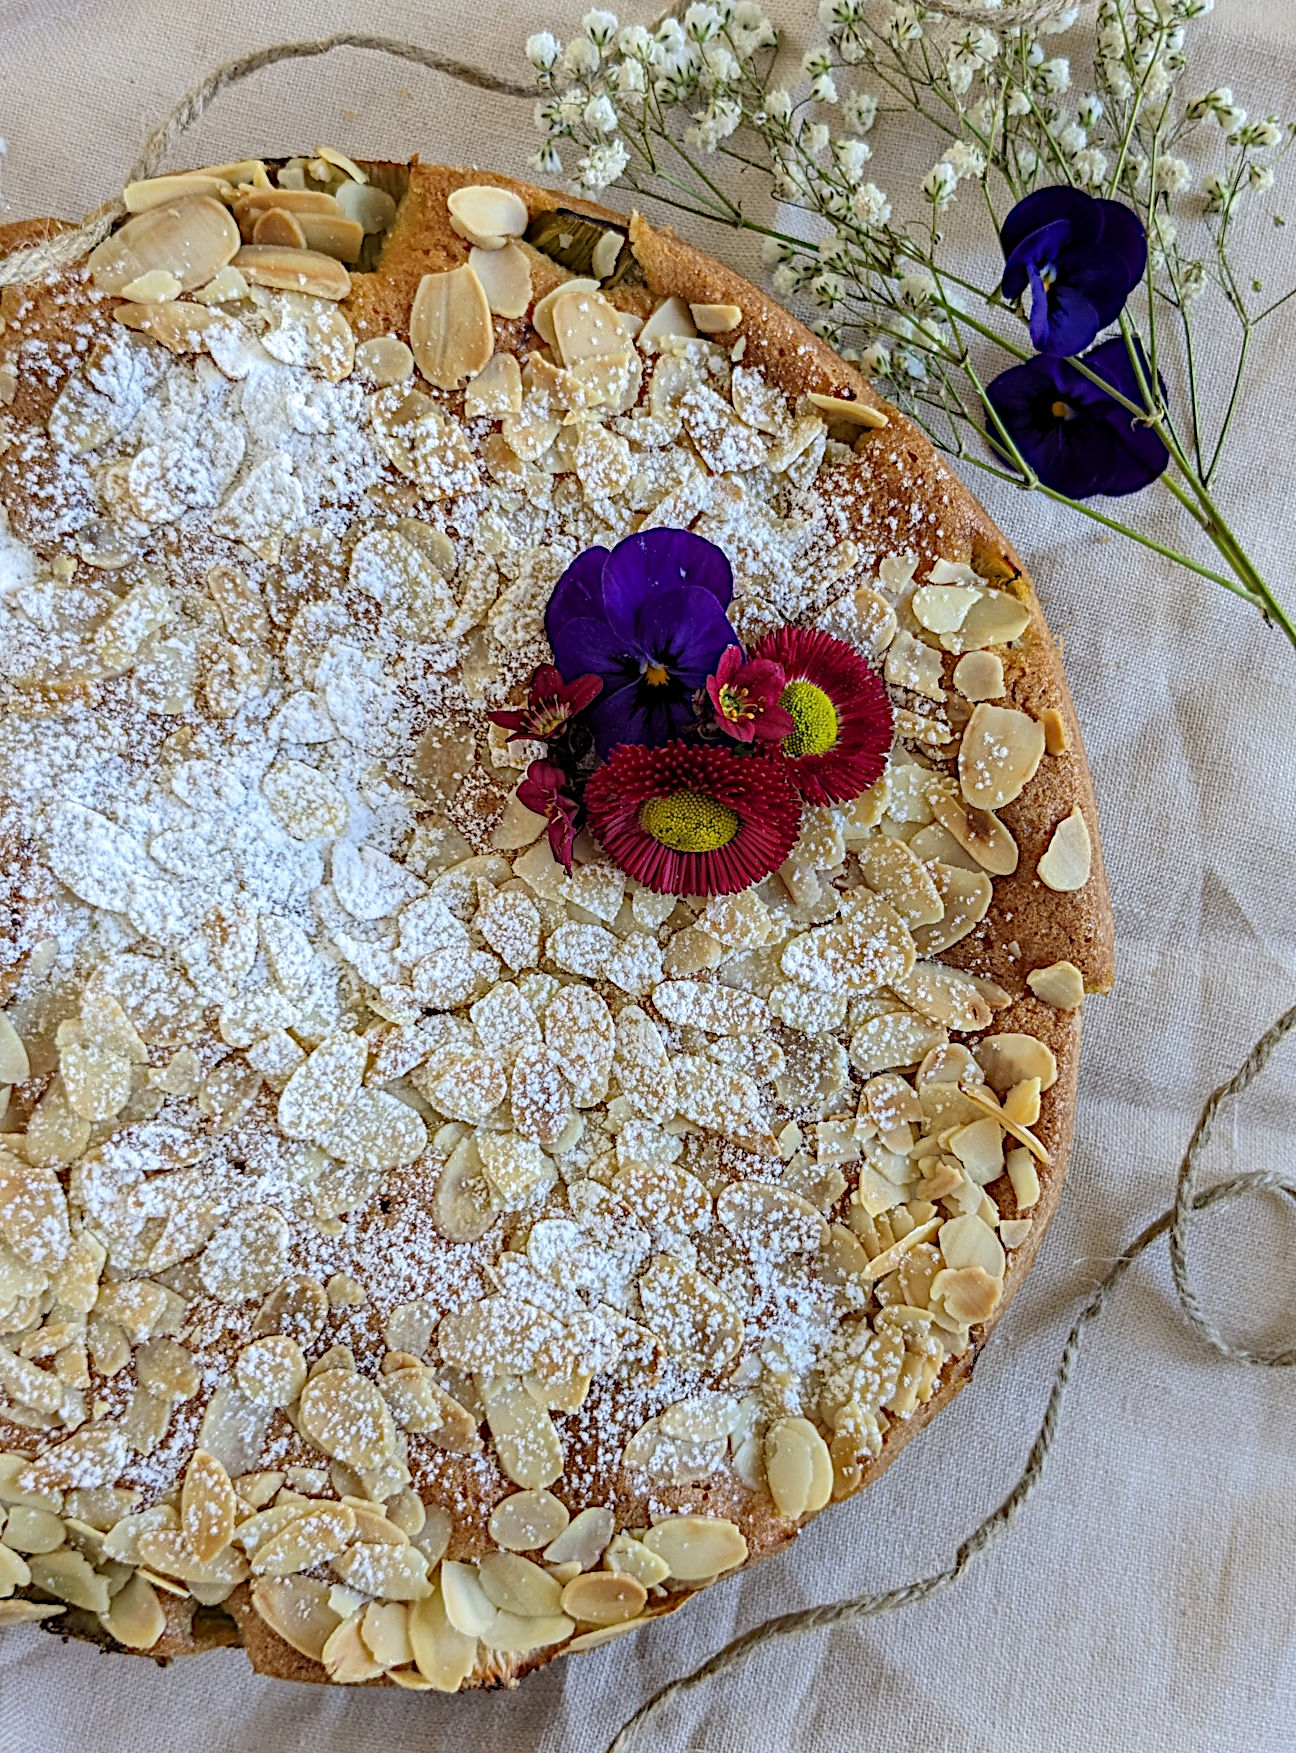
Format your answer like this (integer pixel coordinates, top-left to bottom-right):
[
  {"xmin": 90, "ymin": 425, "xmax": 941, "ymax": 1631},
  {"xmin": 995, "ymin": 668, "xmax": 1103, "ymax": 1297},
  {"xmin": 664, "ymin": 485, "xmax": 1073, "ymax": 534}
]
[{"xmin": 2, "ymin": 2, "xmax": 1294, "ymax": 1747}]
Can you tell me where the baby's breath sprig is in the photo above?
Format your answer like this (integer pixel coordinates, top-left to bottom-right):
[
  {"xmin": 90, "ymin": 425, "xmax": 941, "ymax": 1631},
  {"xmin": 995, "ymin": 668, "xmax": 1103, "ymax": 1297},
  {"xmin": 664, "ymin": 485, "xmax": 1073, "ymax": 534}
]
[{"xmin": 524, "ymin": 1, "xmax": 1296, "ymax": 648}]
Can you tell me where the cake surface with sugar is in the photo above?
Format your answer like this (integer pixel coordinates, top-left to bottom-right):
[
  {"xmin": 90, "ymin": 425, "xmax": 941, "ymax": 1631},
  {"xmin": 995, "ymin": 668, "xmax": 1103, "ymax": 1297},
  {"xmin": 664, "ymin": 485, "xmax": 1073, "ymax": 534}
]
[{"xmin": 0, "ymin": 156, "xmax": 1112, "ymax": 1686}]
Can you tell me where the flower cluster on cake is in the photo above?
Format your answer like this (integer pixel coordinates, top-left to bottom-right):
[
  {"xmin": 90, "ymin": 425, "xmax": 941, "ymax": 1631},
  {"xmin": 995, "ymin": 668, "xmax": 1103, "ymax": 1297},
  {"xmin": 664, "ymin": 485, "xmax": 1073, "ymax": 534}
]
[{"xmin": 492, "ymin": 528, "xmax": 894, "ymax": 895}]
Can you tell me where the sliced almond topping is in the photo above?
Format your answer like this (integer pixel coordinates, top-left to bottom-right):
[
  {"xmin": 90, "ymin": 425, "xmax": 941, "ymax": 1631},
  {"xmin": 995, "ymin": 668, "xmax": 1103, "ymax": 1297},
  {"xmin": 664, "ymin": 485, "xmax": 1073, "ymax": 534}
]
[
  {"xmin": 408, "ymin": 1583, "xmax": 478, "ymax": 1690},
  {"xmin": 234, "ymin": 187, "xmax": 342, "ymax": 220},
  {"xmin": 252, "ymin": 207, "xmax": 308, "ymax": 249},
  {"xmin": 446, "ymin": 184, "xmax": 529, "ymax": 248},
  {"xmin": 487, "ymin": 1489, "xmax": 570, "ymax": 1553},
  {"xmin": 531, "ymin": 276, "xmax": 600, "ymax": 347},
  {"xmin": 297, "ymin": 1369, "xmax": 397, "ymax": 1471},
  {"xmin": 690, "ymin": 301, "xmax": 743, "ymax": 333},
  {"xmin": 956, "ymin": 590, "xmax": 1032, "ymax": 651},
  {"xmin": 234, "ymin": 245, "xmax": 351, "ymax": 299},
  {"xmin": 1027, "ymin": 959, "xmax": 1086, "ymax": 1009},
  {"xmin": 0, "ymin": 1015, "xmax": 30, "ymax": 1085},
  {"xmin": 181, "ymin": 1449, "xmax": 238, "ymax": 1562},
  {"xmin": 716, "ymin": 1182, "xmax": 827, "ymax": 1256},
  {"xmin": 440, "ymin": 1558, "xmax": 499, "ymax": 1636},
  {"xmin": 764, "ymin": 1417, "xmax": 834, "ymax": 1520},
  {"xmin": 958, "ymin": 1081, "xmax": 1051, "ymax": 1165},
  {"xmin": 952, "ymin": 650, "xmax": 1005, "ymax": 701},
  {"xmin": 562, "ymin": 1570, "xmax": 647, "ymax": 1626},
  {"xmin": 1041, "ymin": 706, "xmax": 1069, "ymax": 754},
  {"xmin": 410, "ymin": 264, "xmax": 494, "ymax": 390},
  {"xmin": 118, "ymin": 268, "xmax": 182, "ymax": 303},
  {"xmin": 479, "ymin": 1549, "xmax": 563, "ymax": 1617},
  {"xmin": 637, "ymin": 294, "xmax": 697, "ymax": 345},
  {"xmin": 939, "ymin": 1212, "xmax": 1006, "ymax": 1278},
  {"xmin": 480, "ymin": 1375, "xmax": 563, "ymax": 1489},
  {"xmin": 112, "ymin": 299, "xmax": 227, "ymax": 353},
  {"xmin": 807, "ymin": 390, "xmax": 889, "ymax": 428},
  {"xmin": 640, "ymin": 1515, "xmax": 747, "ymax": 1581},
  {"xmin": 333, "ymin": 1541, "xmax": 432, "ymax": 1602},
  {"xmin": 123, "ymin": 172, "xmax": 236, "ymax": 212},
  {"xmin": 959, "ymin": 703, "xmax": 1046, "ymax": 810},
  {"xmin": 550, "ymin": 289, "xmax": 630, "ymax": 367},
  {"xmin": 355, "ymin": 335, "xmax": 414, "ymax": 386},
  {"xmin": 469, "ymin": 243, "xmax": 533, "ymax": 319},
  {"xmin": 101, "ymin": 1569, "xmax": 166, "ymax": 1649},
  {"xmin": 929, "ymin": 786, "xmax": 1018, "ymax": 877},
  {"xmin": 1037, "ymin": 807, "xmax": 1092, "ymax": 891},
  {"xmin": 321, "ymin": 1608, "xmax": 385, "ymax": 1682},
  {"xmin": 88, "ymin": 196, "xmax": 240, "ymax": 292}
]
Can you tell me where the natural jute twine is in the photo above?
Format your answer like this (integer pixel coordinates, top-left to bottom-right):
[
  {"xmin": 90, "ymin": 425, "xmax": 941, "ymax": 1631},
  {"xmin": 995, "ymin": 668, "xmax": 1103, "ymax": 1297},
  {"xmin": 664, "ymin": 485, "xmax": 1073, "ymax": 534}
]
[{"xmin": 1, "ymin": 31, "xmax": 1292, "ymax": 1753}]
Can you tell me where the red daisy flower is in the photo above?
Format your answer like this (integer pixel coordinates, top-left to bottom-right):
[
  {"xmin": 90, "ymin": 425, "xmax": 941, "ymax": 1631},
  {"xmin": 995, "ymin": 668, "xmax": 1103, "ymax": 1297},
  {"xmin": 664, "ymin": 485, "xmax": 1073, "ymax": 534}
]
[
  {"xmin": 705, "ymin": 644, "xmax": 795, "ymax": 744},
  {"xmin": 487, "ymin": 664, "xmax": 602, "ymax": 742},
  {"xmin": 584, "ymin": 741, "xmax": 802, "ymax": 897},
  {"xmin": 748, "ymin": 626, "xmax": 893, "ymax": 806},
  {"xmin": 517, "ymin": 759, "xmax": 580, "ymax": 871}
]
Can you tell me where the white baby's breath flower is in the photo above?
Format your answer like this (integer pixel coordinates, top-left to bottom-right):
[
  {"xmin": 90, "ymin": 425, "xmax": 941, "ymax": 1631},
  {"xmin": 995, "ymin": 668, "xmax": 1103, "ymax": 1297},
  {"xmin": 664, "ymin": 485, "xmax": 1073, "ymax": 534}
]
[
  {"xmin": 1215, "ymin": 104, "xmax": 1247, "ymax": 134},
  {"xmin": 1056, "ymin": 121, "xmax": 1087, "ymax": 157},
  {"xmin": 802, "ymin": 48, "xmax": 832, "ymax": 78},
  {"xmin": 1006, "ymin": 88, "xmax": 1031, "ymax": 118},
  {"xmin": 1202, "ymin": 172, "xmax": 1229, "ymax": 212},
  {"xmin": 582, "ymin": 10, "xmax": 619, "ymax": 49},
  {"xmin": 575, "ymin": 140, "xmax": 630, "ymax": 190},
  {"xmin": 1071, "ymin": 147, "xmax": 1109, "ymax": 187},
  {"xmin": 1078, "ymin": 92, "xmax": 1105, "ymax": 129},
  {"xmin": 859, "ymin": 341, "xmax": 890, "ymax": 378},
  {"xmin": 946, "ymin": 59, "xmax": 974, "ymax": 98},
  {"xmin": 1040, "ymin": 5, "xmax": 1079, "ymax": 31},
  {"xmin": 1038, "ymin": 57, "xmax": 1071, "ymax": 94},
  {"xmin": 584, "ymin": 94, "xmax": 619, "ymax": 133},
  {"xmin": 843, "ymin": 91, "xmax": 878, "ymax": 134},
  {"xmin": 525, "ymin": 31, "xmax": 562, "ymax": 71},
  {"xmin": 817, "ymin": 234, "xmax": 851, "ymax": 269},
  {"xmin": 812, "ymin": 272, "xmax": 845, "ymax": 309},
  {"xmin": 763, "ymin": 88, "xmax": 793, "ymax": 124},
  {"xmin": 771, "ymin": 262, "xmax": 804, "ymax": 296},
  {"xmin": 704, "ymin": 43, "xmax": 742, "ymax": 86},
  {"xmin": 886, "ymin": 4, "xmax": 924, "ymax": 47},
  {"xmin": 1247, "ymin": 163, "xmax": 1275, "ymax": 193},
  {"xmin": 563, "ymin": 36, "xmax": 601, "ymax": 77},
  {"xmin": 618, "ymin": 23, "xmax": 653, "ymax": 59},
  {"xmin": 1179, "ymin": 261, "xmax": 1208, "ymax": 301},
  {"xmin": 1155, "ymin": 154, "xmax": 1192, "ymax": 193},
  {"xmin": 898, "ymin": 272, "xmax": 935, "ymax": 309},
  {"xmin": 832, "ymin": 138, "xmax": 873, "ymax": 185},
  {"xmin": 946, "ymin": 139, "xmax": 986, "ymax": 181},
  {"xmin": 528, "ymin": 143, "xmax": 564, "ymax": 176},
  {"xmin": 921, "ymin": 162, "xmax": 959, "ymax": 208},
  {"xmin": 803, "ymin": 122, "xmax": 831, "ymax": 156},
  {"xmin": 684, "ymin": 2, "xmax": 723, "ymax": 42},
  {"xmin": 1016, "ymin": 142, "xmax": 1040, "ymax": 175},
  {"xmin": 614, "ymin": 59, "xmax": 646, "ymax": 95},
  {"xmin": 851, "ymin": 181, "xmax": 891, "ymax": 228},
  {"xmin": 761, "ymin": 236, "xmax": 790, "ymax": 265},
  {"xmin": 811, "ymin": 73, "xmax": 839, "ymax": 105}
]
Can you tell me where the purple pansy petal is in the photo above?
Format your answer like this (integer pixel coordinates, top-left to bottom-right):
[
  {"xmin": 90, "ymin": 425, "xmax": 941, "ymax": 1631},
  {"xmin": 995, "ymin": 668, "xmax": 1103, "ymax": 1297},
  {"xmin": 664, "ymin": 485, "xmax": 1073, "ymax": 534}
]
[
  {"xmin": 547, "ymin": 613, "xmax": 638, "ymax": 687},
  {"xmin": 1030, "ymin": 273, "xmax": 1101, "ymax": 357},
  {"xmin": 632, "ymin": 585, "xmax": 737, "ymax": 684},
  {"xmin": 603, "ymin": 527, "xmax": 733, "ymax": 621},
  {"xmin": 985, "ymin": 340, "xmax": 1167, "ymax": 499},
  {"xmin": 998, "ymin": 185, "xmax": 1101, "ymax": 259},
  {"xmin": 589, "ymin": 682, "xmax": 689, "ymax": 755},
  {"xmin": 545, "ymin": 546, "xmax": 610, "ymax": 639},
  {"xmin": 1000, "ymin": 186, "xmax": 1146, "ymax": 358}
]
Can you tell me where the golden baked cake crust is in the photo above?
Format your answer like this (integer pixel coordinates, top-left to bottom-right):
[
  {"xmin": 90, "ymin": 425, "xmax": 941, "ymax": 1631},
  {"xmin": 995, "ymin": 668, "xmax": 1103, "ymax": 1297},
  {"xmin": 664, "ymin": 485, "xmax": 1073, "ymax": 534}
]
[{"xmin": 0, "ymin": 157, "xmax": 1111, "ymax": 1687}]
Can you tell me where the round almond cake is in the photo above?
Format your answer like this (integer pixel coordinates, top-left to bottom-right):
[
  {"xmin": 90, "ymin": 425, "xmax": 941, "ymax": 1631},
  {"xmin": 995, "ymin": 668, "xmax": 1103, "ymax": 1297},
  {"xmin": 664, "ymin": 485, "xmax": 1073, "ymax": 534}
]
[{"xmin": 0, "ymin": 154, "xmax": 1113, "ymax": 1688}]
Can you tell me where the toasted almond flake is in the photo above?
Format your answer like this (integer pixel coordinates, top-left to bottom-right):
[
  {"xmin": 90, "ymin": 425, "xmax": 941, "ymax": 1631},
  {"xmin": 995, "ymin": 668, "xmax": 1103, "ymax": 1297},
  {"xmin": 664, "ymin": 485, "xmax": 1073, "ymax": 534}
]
[
  {"xmin": 252, "ymin": 206, "xmax": 308, "ymax": 249},
  {"xmin": 857, "ymin": 838, "xmax": 943, "ymax": 927},
  {"xmin": 316, "ymin": 145, "xmax": 368, "ymax": 183},
  {"xmin": 440, "ymin": 1559, "xmax": 499, "ymax": 1636},
  {"xmin": 408, "ymin": 1583, "xmax": 478, "ymax": 1690},
  {"xmin": 360, "ymin": 1599, "xmax": 413, "ymax": 1669},
  {"xmin": 849, "ymin": 1012, "xmax": 947, "ymax": 1077},
  {"xmin": 298, "ymin": 1369, "xmax": 396, "ymax": 1471},
  {"xmin": 118, "ymin": 268, "xmax": 182, "ymax": 303},
  {"xmin": 112, "ymin": 298, "xmax": 227, "ymax": 353},
  {"xmin": 958, "ymin": 1082, "xmax": 1051, "ymax": 1165},
  {"xmin": 641, "ymin": 1515, "xmax": 747, "ymax": 1581},
  {"xmin": 1037, "ymin": 807, "xmax": 1092, "ymax": 891},
  {"xmin": 100, "ymin": 1569, "xmax": 166, "ymax": 1648},
  {"xmin": 959, "ymin": 704, "xmax": 1046, "ymax": 810},
  {"xmin": 335, "ymin": 180, "xmax": 397, "ymax": 236},
  {"xmin": 716, "ymin": 1182, "xmax": 827, "ymax": 1256},
  {"xmin": 561, "ymin": 1570, "xmax": 647, "ymax": 1625},
  {"xmin": 807, "ymin": 390, "xmax": 889, "ymax": 428},
  {"xmin": 409, "ymin": 264, "xmax": 494, "ymax": 390},
  {"xmin": 26, "ymin": 1546, "xmax": 111, "ymax": 1614},
  {"xmin": 487, "ymin": 1489, "xmax": 570, "ymax": 1552},
  {"xmin": 1041, "ymin": 707, "xmax": 1069, "ymax": 754},
  {"xmin": 889, "ymin": 963, "xmax": 995, "ymax": 1032},
  {"xmin": 1000, "ymin": 1217, "xmax": 1033, "ymax": 1249},
  {"xmin": 764, "ymin": 1417, "xmax": 834, "ymax": 1520},
  {"xmin": 939, "ymin": 1213, "xmax": 1005, "ymax": 1278},
  {"xmin": 480, "ymin": 1376, "xmax": 563, "ymax": 1489},
  {"xmin": 955, "ymin": 590, "xmax": 1032, "ymax": 651},
  {"xmin": 469, "ymin": 243, "xmax": 533, "ymax": 318},
  {"xmin": 1027, "ymin": 959, "xmax": 1086, "ymax": 1009},
  {"xmin": 447, "ymin": 184, "xmax": 529, "ymax": 247},
  {"xmin": 531, "ymin": 277, "xmax": 600, "ymax": 347},
  {"xmin": 0, "ymin": 1017, "xmax": 29, "ymax": 1086},
  {"xmin": 88, "ymin": 196, "xmax": 240, "ymax": 292},
  {"xmin": 550, "ymin": 289, "xmax": 630, "ymax": 367},
  {"xmin": 1, "ymin": 1504, "xmax": 65, "ymax": 1553},
  {"xmin": 234, "ymin": 187, "xmax": 340, "ymax": 220},
  {"xmin": 690, "ymin": 301, "xmax": 743, "ymax": 333},
  {"xmin": 638, "ymin": 295, "xmax": 698, "ymax": 346},
  {"xmin": 322, "ymin": 1608, "xmax": 385, "ymax": 1682},
  {"xmin": 952, "ymin": 650, "xmax": 1006, "ymax": 701},
  {"xmin": 123, "ymin": 172, "xmax": 236, "ymax": 212},
  {"xmin": 181, "ymin": 1449, "xmax": 237, "ymax": 1562},
  {"xmin": 932, "ymin": 1265, "xmax": 1002, "ymax": 1324},
  {"xmin": 478, "ymin": 1549, "xmax": 563, "ymax": 1617},
  {"xmin": 234, "ymin": 245, "xmax": 350, "ymax": 299},
  {"xmin": 929, "ymin": 786, "xmax": 1018, "ymax": 877}
]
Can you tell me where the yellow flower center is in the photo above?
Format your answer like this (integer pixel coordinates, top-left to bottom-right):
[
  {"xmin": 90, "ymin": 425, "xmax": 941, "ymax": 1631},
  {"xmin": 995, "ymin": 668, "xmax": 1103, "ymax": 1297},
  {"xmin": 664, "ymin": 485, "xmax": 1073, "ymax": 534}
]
[
  {"xmin": 780, "ymin": 680, "xmax": 839, "ymax": 758},
  {"xmin": 639, "ymin": 789, "xmax": 740, "ymax": 853},
  {"xmin": 1051, "ymin": 399, "xmax": 1073, "ymax": 420},
  {"xmin": 643, "ymin": 662, "xmax": 671, "ymax": 686}
]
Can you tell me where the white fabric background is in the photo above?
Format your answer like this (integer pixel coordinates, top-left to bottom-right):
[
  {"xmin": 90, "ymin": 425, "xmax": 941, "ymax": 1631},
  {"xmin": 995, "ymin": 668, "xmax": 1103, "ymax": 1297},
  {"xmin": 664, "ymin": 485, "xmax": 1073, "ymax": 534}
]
[{"xmin": 2, "ymin": 2, "xmax": 1295, "ymax": 1749}]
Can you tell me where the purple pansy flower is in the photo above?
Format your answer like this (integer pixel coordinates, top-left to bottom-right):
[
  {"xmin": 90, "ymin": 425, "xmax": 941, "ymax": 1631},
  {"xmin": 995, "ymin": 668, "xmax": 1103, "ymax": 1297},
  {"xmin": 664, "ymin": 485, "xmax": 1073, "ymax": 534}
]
[
  {"xmin": 985, "ymin": 336, "xmax": 1169, "ymax": 498},
  {"xmin": 1000, "ymin": 186, "xmax": 1146, "ymax": 357},
  {"xmin": 545, "ymin": 529, "xmax": 738, "ymax": 756}
]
